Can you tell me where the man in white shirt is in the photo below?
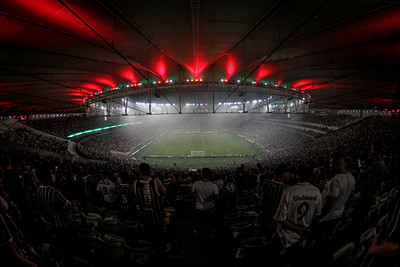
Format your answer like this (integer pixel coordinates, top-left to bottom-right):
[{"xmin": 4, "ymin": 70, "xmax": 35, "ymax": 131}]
[
  {"xmin": 274, "ymin": 163, "xmax": 322, "ymax": 250},
  {"xmin": 191, "ymin": 168, "xmax": 219, "ymax": 236},
  {"xmin": 310, "ymin": 154, "xmax": 356, "ymax": 246},
  {"xmin": 96, "ymin": 176, "xmax": 117, "ymax": 207}
]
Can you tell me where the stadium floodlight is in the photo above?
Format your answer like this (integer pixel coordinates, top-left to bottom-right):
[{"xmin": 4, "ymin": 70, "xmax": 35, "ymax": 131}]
[
  {"xmin": 169, "ymin": 80, "xmax": 173, "ymax": 83},
  {"xmin": 221, "ymin": 78, "xmax": 224, "ymax": 82},
  {"xmin": 153, "ymin": 81, "xmax": 156, "ymax": 84},
  {"xmin": 186, "ymin": 79, "xmax": 189, "ymax": 82}
]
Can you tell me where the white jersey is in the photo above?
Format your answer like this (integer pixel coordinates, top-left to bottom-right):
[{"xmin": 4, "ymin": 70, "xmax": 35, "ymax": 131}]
[
  {"xmin": 274, "ymin": 183, "xmax": 322, "ymax": 248},
  {"xmin": 320, "ymin": 172, "xmax": 355, "ymax": 222},
  {"xmin": 191, "ymin": 180, "xmax": 219, "ymax": 210},
  {"xmin": 96, "ymin": 178, "xmax": 116, "ymax": 203}
]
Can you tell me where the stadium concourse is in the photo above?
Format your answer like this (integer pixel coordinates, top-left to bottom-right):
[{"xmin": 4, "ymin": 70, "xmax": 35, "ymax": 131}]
[{"xmin": 0, "ymin": 112, "xmax": 400, "ymax": 266}]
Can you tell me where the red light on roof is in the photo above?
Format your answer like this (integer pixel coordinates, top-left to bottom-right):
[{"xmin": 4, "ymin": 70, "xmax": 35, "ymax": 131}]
[
  {"xmin": 158, "ymin": 81, "xmax": 161, "ymax": 84},
  {"xmin": 199, "ymin": 78, "xmax": 203, "ymax": 82},
  {"xmin": 190, "ymin": 78, "xmax": 194, "ymax": 82},
  {"xmin": 195, "ymin": 78, "xmax": 198, "ymax": 82}
]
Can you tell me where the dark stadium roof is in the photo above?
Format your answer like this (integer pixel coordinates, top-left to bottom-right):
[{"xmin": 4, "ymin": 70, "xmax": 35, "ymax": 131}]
[{"xmin": 1, "ymin": 0, "xmax": 399, "ymax": 113}]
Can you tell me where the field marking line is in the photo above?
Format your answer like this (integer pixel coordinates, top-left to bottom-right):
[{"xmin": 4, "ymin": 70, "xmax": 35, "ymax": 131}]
[{"xmin": 164, "ymin": 148, "xmax": 170, "ymax": 156}]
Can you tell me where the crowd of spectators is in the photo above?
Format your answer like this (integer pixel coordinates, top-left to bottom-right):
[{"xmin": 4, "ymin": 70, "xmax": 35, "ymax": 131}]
[
  {"xmin": 0, "ymin": 128, "xmax": 68, "ymax": 154},
  {"xmin": 80, "ymin": 127, "xmax": 159, "ymax": 153},
  {"xmin": 0, "ymin": 113, "xmax": 399, "ymax": 266},
  {"xmin": 277, "ymin": 113, "xmax": 359, "ymax": 127}
]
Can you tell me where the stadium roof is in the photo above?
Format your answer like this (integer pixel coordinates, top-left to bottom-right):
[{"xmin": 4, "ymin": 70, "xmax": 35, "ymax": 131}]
[{"xmin": 1, "ymin": 0, "xmax": 399, "ymax": 114}]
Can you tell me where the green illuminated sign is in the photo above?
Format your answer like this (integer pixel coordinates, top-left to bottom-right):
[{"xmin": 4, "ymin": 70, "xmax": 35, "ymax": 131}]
[{"xmin": 67, "ymin": 122, "xmax": 142, "ymax": 138}]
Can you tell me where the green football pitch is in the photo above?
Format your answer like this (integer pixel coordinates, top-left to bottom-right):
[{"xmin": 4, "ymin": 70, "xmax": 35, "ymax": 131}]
[{"xmin": 130, "ymin": 131, "xmax": 264, "ymax": 169}]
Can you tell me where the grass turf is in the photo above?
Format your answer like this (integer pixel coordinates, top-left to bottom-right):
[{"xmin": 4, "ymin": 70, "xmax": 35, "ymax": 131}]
[{"xmin": 131, "ymin": 131, "xmax": 264, "ymax": 169}]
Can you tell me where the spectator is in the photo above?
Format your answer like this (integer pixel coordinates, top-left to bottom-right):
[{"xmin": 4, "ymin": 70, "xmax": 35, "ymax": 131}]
[
  {"xmin": 256, "ymin": 164, "xmax": 291, "ymax": 239},
  {"xmin": 36, "ymin": 166, "xmax": 74, "ymax": 232},
  {"xmin": 0, "ymin": 207, "xmax": 37, "ymax": 266},
  {"xmin": 133, "ymin": 163, "xmax": 169, "ymax": 253},
  {"xmin": 114, "ymin": 174, "xmax": 137, "ymax": 221},
  {"xmin": 213, "ymin": 172, "xmax": 224, "ymax": 191},
  {"xmin": 273, "ymin": 163, "xmax": 322, "ymax": 260},
  {"xmin": 35, "ymin": 166, "xmax": 76, "ymax": 260},
  {"xmin": 219, "ymin": 175, "xmax": 238, "ymax": 214},
  {"xmin": 364, "ymin": 197, "xmax": 400, "ymax": 266},
  {"xmin": 96, "ymin": 175, "xmax": 117, "ymax": 208},
  {"xmin": 360, "ymin": 143, "xmax": 386, "ymax": 208},
  {"xmin": 191, "ymin": 167, "xmax": 219, "ymax": 236},
  {"xmin": 310, "ymin": 154, "xmax": 356, "ymax": 248}
]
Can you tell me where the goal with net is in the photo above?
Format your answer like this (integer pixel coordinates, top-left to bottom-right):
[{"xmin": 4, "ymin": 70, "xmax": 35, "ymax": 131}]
[{"xmin": 191, "ymin": 151, "xmax": 205, "ymax": 157}]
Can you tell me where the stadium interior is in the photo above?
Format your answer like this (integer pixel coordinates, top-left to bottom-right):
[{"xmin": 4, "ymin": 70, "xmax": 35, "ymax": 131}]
[{"xmin": 0, "ymin": 1, "xmax": 400, "ymax": 266}]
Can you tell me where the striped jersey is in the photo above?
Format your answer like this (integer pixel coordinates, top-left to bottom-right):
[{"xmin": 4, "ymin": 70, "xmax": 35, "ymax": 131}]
[
  {"xmin": 36, "ymin": 185, "xmax": 73, "ymax": 229},
  {"xmin": 83, "ymin": 175, "xmax": 99, "ymax": 197},
  {"xmin": 219, "ymin": 182, "xmax": 238, "ymax": 213},
  {"xmin": 114, "ymin": 184, "xmax": 136, "ymax": 212},
  {"xmin": 0, "ymin": 209, "xmax": 30, "ymax": 265},
  {"xmin": 133, "ymin": 178, "xmax": 165, "ymax": 225},
  {"xmin": 259, "ymin": 180, "xmax": 288, "ymax": 229}
]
